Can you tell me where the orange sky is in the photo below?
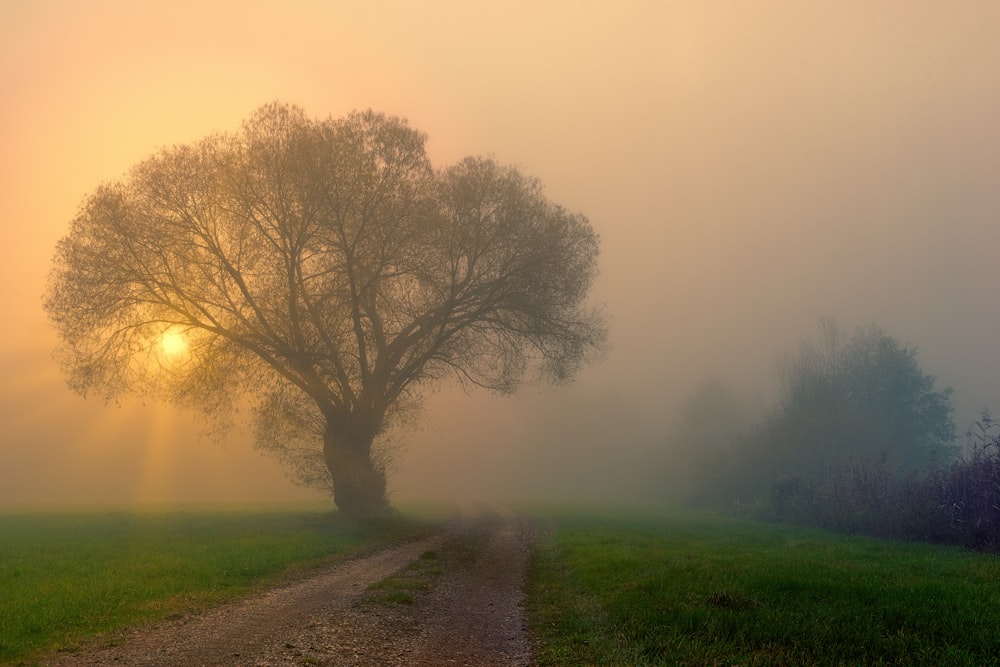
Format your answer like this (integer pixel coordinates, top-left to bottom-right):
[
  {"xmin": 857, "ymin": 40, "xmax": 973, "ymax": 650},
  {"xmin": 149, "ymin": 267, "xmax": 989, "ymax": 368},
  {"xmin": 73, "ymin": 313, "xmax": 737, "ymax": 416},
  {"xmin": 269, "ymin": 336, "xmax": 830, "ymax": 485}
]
[{"xmin": 2, "ymin": 1, "xmax": 1000, "ymax": 509}]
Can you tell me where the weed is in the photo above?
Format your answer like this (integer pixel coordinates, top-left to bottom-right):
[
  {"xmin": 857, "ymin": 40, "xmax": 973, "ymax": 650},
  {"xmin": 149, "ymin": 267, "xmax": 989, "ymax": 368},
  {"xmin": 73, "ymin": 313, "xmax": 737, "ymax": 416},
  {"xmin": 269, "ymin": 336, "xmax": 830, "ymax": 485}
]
[
  {"xmin": 375, "ymin": 591, "xmax": 416, "ymax": 605},
  {"xmin": 367, "ymin": 576, "xmax": 430, "ymax": 592},
  {"xmin": 365, "ymin": 550, "xmax": 440, "ymax": 606},
  {"xmin": 704, "ymin": 589, "xmax": 759, "ymax": 610}
]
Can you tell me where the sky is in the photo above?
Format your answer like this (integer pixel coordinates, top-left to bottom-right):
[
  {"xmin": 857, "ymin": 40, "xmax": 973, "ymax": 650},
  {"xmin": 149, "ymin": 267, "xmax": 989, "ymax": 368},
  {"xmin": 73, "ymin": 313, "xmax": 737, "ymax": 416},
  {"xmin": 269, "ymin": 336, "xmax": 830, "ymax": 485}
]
[{"xmin": 2, "ymin": 0, "xmax": 999, "ymax": 510}]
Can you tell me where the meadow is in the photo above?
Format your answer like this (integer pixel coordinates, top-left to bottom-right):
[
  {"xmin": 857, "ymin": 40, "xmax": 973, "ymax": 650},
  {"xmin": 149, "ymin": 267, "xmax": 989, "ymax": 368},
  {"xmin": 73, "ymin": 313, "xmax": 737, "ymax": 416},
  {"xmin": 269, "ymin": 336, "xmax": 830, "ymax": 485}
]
[
  {"xmin": 0, "ymin": 508, "xmax": 434, "ymax": 665},
  {"xmin": 6, "ymin": 507, "xmax": 1000, "ymax": 666},
  {"xmin": 528, "ymin": 509, "xmax": 1000, "ymax": 666}
]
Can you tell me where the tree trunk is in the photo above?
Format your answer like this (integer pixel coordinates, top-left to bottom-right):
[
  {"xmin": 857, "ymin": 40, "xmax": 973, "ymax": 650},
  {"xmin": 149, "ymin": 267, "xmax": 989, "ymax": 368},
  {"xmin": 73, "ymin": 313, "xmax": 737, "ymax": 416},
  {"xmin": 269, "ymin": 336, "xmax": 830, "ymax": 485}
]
[{"xmin": 323, "ymin": 423, "xmax": 389, "ymax": 519}]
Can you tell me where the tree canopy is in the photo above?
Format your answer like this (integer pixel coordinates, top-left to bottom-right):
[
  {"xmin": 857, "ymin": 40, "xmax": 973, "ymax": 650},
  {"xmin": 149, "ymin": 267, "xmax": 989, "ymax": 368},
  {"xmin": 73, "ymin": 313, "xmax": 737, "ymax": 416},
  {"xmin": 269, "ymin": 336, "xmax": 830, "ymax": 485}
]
[
  {"xmin": 45, "ymin": 103, "xmax": 606, "ymax": 516},
  {"xmin": 689, "ymin": 319, "xmax": 956, "ymax": 508},
  {"xmin": 773, "ymin": 319, "xmax": 956, "ymax": 470}
]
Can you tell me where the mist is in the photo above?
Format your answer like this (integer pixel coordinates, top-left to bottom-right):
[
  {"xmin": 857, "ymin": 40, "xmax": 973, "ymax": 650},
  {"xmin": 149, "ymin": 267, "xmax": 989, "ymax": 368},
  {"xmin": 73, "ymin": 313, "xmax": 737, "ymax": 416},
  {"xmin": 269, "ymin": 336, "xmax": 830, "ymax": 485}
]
[{"xmin": 2, "ymin": 1, "xmax": 999, "ymax": 511}]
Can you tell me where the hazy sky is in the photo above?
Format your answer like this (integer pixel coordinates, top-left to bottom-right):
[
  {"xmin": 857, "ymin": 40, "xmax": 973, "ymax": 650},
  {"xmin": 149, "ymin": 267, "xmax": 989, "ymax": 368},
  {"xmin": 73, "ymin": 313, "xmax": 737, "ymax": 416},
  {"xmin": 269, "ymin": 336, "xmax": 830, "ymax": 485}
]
[{"xmin": 2, "ymin": 1, "xmax": 999, "ymax": 509}]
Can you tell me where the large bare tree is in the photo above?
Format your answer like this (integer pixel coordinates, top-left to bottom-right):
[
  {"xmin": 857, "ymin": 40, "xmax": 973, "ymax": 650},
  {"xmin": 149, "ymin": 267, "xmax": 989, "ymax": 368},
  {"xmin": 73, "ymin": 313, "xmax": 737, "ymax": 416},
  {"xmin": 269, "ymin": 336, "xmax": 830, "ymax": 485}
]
[{"xmin": 44, "ymin": 103, "xmax": 606, "ymax": 517}]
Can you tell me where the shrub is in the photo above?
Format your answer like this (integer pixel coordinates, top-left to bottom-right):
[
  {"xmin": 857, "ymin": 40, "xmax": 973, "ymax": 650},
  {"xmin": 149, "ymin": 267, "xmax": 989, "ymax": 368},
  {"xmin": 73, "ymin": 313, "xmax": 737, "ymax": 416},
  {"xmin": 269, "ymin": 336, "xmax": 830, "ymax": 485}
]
[{"xmin": 761, "ymin": 411, "xmax": 1000, "ymax": 552}]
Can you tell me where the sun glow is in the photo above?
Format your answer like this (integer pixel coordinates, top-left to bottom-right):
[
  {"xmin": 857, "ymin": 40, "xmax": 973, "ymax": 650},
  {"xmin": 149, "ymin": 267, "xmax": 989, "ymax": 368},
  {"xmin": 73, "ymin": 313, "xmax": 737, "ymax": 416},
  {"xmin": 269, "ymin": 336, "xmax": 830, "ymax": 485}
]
[{"xmin": 159, "ymin": 328, "xmax": 189, "ymax": 360}]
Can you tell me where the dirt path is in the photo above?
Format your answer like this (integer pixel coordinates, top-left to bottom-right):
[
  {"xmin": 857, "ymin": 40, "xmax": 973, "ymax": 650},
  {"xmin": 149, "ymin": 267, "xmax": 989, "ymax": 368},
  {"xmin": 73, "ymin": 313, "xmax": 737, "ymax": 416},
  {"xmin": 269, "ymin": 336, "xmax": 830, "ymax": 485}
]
[{"xmin": 41, "ymin": 513, "xmax": 535, "ymax": 667}]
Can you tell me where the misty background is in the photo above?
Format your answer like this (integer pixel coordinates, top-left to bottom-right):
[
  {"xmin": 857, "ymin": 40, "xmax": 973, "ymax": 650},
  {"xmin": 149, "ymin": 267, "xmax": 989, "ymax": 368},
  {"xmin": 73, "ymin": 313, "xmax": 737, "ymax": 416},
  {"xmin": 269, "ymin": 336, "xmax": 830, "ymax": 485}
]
[{"xmin": 2, "ymin": 1, "xmax": 999, "ymax": 509}]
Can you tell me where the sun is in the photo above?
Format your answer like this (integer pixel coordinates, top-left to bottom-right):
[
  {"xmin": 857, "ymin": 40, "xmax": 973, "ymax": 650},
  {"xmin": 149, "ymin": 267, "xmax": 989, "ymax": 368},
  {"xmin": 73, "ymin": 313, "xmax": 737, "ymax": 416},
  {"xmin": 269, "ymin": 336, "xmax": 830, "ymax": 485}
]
[{"xmin": 159, "ymin": 328, "xmax": 189, "ymax": 360}]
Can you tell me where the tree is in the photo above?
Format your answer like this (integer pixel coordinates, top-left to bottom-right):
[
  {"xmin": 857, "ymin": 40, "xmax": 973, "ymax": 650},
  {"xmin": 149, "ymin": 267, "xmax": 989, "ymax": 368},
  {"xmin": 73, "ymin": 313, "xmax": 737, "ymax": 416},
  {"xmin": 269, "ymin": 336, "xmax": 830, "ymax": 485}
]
[
  {"xmin": 773, "ymin": 318, "xmax": 956, "ymax": 471},
  {"xmin": 690, "ymin": 320, "xmax": 956, "ymax": 509},
  {"xmin": 672, "ymin": 379, "xmax": 753, "ymax": 453},
  {"xmin": 44, "ymin": 103, "xmax": 606, "ymax": 517},
  {"xmin": 644, "ymin": 379, "xmax": 757, "ymax": 505}
]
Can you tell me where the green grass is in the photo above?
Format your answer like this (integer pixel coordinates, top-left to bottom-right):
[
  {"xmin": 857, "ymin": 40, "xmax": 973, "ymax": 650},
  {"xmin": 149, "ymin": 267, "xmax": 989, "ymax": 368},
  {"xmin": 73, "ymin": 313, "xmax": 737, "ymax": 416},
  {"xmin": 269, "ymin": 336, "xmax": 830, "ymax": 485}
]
[
  {"xmin": 0, "ymin": 509, "xmax": 435, "ymax": 665},
  {"xmin": 365, "ymin": 547, "xmax": 449, "ymax": 606},
  {"xmin": 528, "ymin": 509, "xmax": 1000, "ymax": 666},
  {"xmin": 363, "ymin": 527, "xmax": 485, "ymax": 609}
]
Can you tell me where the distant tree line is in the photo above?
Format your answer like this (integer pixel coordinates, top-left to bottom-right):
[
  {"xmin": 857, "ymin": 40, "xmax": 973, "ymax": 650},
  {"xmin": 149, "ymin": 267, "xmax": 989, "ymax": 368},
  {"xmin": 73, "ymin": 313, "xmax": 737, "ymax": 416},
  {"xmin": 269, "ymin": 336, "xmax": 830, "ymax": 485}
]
[{"xmin": 659, "ymin": 319, "xmax": 1000, "ymax": 552}]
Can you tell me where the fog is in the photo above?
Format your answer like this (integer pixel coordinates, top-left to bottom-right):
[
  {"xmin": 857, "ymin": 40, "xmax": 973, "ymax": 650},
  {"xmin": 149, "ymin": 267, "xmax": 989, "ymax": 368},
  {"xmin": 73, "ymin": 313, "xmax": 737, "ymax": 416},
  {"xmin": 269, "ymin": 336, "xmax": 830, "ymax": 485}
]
[{"xmin": 2, "ymin": 1, "xmax": 999, "ymax": 510}]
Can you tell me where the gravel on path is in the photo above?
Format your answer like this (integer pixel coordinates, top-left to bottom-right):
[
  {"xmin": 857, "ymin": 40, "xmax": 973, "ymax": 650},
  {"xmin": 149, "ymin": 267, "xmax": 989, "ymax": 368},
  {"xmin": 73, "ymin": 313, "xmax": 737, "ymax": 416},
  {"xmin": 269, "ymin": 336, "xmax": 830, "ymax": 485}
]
[{"xmin": 40, "ymin": 513, "xmax": 535, "ymax": 667}]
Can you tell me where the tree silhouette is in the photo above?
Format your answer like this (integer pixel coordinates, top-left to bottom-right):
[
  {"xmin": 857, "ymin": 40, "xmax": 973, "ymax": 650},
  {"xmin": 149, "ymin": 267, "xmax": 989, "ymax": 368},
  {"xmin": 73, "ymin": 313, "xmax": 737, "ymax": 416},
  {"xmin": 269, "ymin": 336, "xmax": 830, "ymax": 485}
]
[
  {"xmin": 45, "ymin": 103, "xmax": 606, "ymax": 517},
  {"xmin": 774, "ymin": 319, "xmax": 955, "ymax": 470}
]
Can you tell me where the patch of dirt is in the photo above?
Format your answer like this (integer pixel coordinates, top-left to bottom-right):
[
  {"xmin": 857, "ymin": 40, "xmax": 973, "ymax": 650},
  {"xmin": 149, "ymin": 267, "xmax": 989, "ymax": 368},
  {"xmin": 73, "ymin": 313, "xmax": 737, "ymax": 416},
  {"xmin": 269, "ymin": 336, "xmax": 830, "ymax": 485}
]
[{"xmin": 39, "ymin": 511, "xmax": 535, "ymax": 666}]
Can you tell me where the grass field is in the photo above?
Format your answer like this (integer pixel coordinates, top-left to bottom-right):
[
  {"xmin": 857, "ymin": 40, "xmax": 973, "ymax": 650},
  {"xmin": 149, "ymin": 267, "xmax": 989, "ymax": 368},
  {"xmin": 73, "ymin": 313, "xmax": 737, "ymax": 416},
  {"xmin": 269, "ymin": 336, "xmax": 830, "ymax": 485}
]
[
  {"xmin": 0, "ymin": 508, "xmax": 435, "ymax": 665},
  {"xmin": 527, "ymin": 509, "xmax": 1000, "ymax": 666},
  {"xmin": 8, "ymin": 506, "xmax": 1000, "ymax": 666}
]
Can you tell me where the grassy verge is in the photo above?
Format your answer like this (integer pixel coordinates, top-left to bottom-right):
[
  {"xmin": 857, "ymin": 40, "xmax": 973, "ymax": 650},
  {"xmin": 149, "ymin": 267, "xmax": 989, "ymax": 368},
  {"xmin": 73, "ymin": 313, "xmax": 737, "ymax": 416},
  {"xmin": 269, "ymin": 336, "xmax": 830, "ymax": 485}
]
[
  {"xmin": 366, "ymin": 549, "xmax": 441, "ymax": 605},
  {"xmin": 0, "ymin": 509, "xmax": 436, "ymax": 665},
  {"xmin": 528, "ymin": 509, "xmax": 1000, "ymax": 666},
  {"xmin": 364, "ymin": 521, "xmax": 485, "ymax": 607}
]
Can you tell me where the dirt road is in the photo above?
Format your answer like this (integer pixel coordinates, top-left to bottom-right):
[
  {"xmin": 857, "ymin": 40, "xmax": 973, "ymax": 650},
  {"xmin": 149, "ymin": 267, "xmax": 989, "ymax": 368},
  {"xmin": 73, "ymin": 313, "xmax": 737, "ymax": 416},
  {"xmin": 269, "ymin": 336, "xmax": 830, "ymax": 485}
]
[{"xmin": 41, "ymin": 514, "xmax": 535, "ymax": 666}]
